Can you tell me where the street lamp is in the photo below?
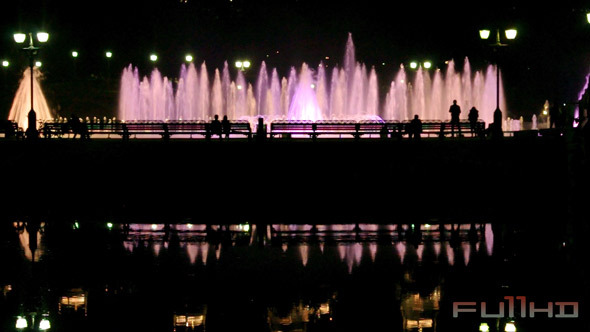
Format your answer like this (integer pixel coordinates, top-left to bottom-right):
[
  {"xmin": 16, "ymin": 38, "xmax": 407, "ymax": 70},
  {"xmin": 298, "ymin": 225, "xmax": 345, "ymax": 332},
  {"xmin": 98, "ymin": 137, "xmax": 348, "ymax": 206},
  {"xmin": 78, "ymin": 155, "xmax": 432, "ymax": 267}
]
[
  {"xmin": 479, "ymin": 322, "xmax": 490, "ymax": 332},
  {"xmin": 150, "ymin": 54, "xmax": 158, "ymax": 62},
  {"xmin": 504, "ymin": 321, "xmax": 516, "ymax": 332},
  {"xmin": 235, "ymin": 60, "xmax": 251, "ymax": 71},
  {"xmin": 479, "ymin": 27, "xmax": 517, "ymax": 132},
  {"xmin": 16, "ymin": 316, "xmax": 27, "ymax": 329},
  {"xmin": 14, "ymin": 31, "xmax": 49, "ymax": 137},
  {"xmin": 409, "ymin": 61, "xmax": 432, "ymax": 70},
  {"xmin": 185, "ymin": 54, "xmax": 193, "ymax": 62}
]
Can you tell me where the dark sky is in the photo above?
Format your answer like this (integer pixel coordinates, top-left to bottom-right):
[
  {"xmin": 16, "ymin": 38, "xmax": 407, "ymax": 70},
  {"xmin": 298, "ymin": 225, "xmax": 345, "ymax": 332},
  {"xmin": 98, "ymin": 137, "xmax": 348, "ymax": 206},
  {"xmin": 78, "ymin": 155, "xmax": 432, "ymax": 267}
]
[{"xmin": 2, "ymin": 1, "xmax": 590, "ymax": 117}]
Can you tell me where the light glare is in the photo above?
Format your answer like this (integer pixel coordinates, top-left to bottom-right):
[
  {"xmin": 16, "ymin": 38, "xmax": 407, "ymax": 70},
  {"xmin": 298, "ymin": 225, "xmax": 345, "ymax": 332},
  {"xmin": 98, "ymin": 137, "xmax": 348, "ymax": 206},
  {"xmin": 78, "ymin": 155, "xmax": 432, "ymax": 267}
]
[
  {"xmin": 150, "ymin": 54, "xmax": 158, "ymax": 62},
  {"xmin": 479, "ymin": 29, "xmax": 490, "ymax": 40},
  {"xmin": 2, "ymin": 60, "xmax": 8, "ymax": 67},
  {"xmin": 37, "ymin": 32, "xmax": 49, "ymax": 43},
  {"xmin": 16, "ymin": 317, "xmax": 27, "ymax": 329},
  {"xmin": 423, "ymin": 61, "xmax": 432, "ymax": 69},
  {"xmin": 105, "ymin": 51, "xmax": 112, "ymax": 58},
  {"xmin": 14, "ymin": 33, "xmax": 26, "ymax": 43},
  {"xmin": 505, "ymin": 29, "xmax": 517, "ymax": 40},
  {"xmin": 410, "ymin": 62, "xmax": 418, "ymax": 69},
  {"xmin": 39, "ymin": 318, "xmax": 51, "ymax": 330},
  {"xmin": 72, "ymin": 51, "xmax": 78, "ymax": 58}
]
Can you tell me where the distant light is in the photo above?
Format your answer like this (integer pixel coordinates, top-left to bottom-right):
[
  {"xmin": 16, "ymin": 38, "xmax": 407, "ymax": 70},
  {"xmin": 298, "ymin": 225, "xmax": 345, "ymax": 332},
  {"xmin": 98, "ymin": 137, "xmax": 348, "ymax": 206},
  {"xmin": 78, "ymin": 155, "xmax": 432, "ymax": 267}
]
[
  {"xmin": 235, "ymin": 61, "xmax": 243, "ymax": 68},
  {"xmin": 479, "ymin": 29, "xmax": 491, "ymax": 40},
  {"xmin": 37, "ymin": 32, "xmax": 49, "ymax": 43},
  {"xmin": 74, "ymin": 222, "xmax": 80, "ymax": 229},
  {"xmin": 382, "ymin": 62, "xmax": 386, "ymax": 66},
  {"xmin": 237, "ymin": 84, "xmax": 243, "ymax": 90},
  {"xmin": 423, "ymin": 61, "xmax": 432, "ymax": 69},
  {"xmin": 13, "ymin": 33, "xmax": 26, "ymax": 44},
  {"xmin": 150, "ymin": 54, "xmax": 158, "ymax": 62},
  {"xmin": 186, "ymin": 223, "xmax": 193, "ymax": 229},
  {"xmin": 587, "ymin": 12, "xmax": 590, "ymax": 24},
  {"xmin": 542, "ymin": 110, "xmax": 548, "ymax": 115},
  {"xmin": 16, "ymin": 317, "xmax": 27, "ymax": 329},
  {"xmin": 2, "ymin": 60, "xmax": 8, "ymax": 67},
  {"xmin": 151, "ymin": 224, "xmax": 158, "ymax": 230},
  {"xmin": 35, "ymin": 61, "xmax": 42, "ymax": 67},
  {"xmin": 479, "ymin": 322, "xmax": 490, "ymax": 332},
  {"xmin": 39, "ymin": 318, "xmax": 51, "ymax": 330},
  {"xmin": 504, "ymin": 321, "xmax": 516, "ymax": 332},
  {"xmin": 185, "ymin": 54, "xmax": 193, "ymax": 62},
  {"xmin": 71, "ymin": 51, "xmax": 78, "ymax": 58},
  {"xmin": 243, "ymin": 61, "xmax": 251, "ymax": 68},
  {"xmin": 105, "ymin": 51, "xmax": 112, "ymax": 58},
  {"xmin": 325, "ymin": 56, "xmax": 330, "ymax": 60},
  {"xmin": 410, "ymin": 62, "xmax": 418, "ymax": 69},
  {"xmin": 310, "ymin": 83, "xmax": 316, "ymax": 89},
  {"xmin": 107, "ymin": 222, "xmax": 113, "ymax": 230},
  {"xmin": 505, "ymin": 29, "xmax": 517, "ymax": 40}
]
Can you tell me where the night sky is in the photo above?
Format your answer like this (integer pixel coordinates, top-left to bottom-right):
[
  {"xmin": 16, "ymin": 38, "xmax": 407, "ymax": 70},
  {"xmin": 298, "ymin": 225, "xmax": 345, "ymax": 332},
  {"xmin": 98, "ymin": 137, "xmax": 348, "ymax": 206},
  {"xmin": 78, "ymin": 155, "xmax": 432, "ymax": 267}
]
[{"xmin": 2, "ymin": 1, "xmax": 590, "ymax": 118}]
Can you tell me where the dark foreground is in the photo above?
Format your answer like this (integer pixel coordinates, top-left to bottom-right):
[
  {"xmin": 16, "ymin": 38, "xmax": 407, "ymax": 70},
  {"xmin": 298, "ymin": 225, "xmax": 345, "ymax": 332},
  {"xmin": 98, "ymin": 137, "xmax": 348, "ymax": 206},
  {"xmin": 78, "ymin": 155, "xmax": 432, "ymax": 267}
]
[
  {"xmin": 0, "ymin": 134, "xmax": 583, "ymax": 224},
  {"xmin": 0, "ymin": 132, "xmax": 589, "ymax": 331}
]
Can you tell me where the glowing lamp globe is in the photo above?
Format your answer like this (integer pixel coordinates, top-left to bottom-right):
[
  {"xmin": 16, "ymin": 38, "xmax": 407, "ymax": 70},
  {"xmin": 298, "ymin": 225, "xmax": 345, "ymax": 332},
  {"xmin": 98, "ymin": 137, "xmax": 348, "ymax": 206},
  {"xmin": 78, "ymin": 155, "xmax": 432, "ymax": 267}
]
[
  {"xmin": 16, "ymin": 317, "xmax": 27, "ymax": 329},
  {"xmin": 14, "ymin": 33, "xmax": 27, "ymax": 43},
  {"xmin": 37, "ymin": 32, "xmax": 49, "ymax": 43},
  {"xmin": 479, "ymin": 29, "xmax": 491, "ymax": 40},
  {"xmin": 505, "ymin": 29, "xmax": 517, "ymax": 40}
]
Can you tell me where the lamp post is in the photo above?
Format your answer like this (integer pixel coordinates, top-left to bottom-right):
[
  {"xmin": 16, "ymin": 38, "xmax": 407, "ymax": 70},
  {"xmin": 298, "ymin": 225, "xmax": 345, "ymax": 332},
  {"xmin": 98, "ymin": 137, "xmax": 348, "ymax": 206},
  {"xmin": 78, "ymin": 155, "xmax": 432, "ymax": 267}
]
[
  {"xmin": 235, "ymin": 60, "xmax": 251, "ymax": 71},
  {"xmin": 479, "ymin": 28, "xmax": 517, "ymax": 131},
  {"xmin": 14, "ymin": 32, "xmax": 49, "ymax": 136},
  {"xmin": 409, "ymin": 61, "xmax": 432, "ymax": 70}
]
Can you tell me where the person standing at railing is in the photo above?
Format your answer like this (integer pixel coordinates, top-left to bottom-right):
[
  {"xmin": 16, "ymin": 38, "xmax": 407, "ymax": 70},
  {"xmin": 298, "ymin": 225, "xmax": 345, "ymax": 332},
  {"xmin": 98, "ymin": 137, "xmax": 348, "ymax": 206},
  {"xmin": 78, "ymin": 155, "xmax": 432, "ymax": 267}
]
[
  {"xmin": 210, "ymin": 114, "xmax": 223, "ymax": 140},
  {"xmin": 449, "ymin": 100, "xmax": 462, "ymax": 137},
  {"xmin": 221, "ymin": 115, "xmax": 231, "ymax": 140},
  {"xmin": 468, "ymin": 106, "xmax": 479, "ymax": 137},
  {"xmin": 408, "ymin": 115, "xmax": 422, "ymax": 140}
]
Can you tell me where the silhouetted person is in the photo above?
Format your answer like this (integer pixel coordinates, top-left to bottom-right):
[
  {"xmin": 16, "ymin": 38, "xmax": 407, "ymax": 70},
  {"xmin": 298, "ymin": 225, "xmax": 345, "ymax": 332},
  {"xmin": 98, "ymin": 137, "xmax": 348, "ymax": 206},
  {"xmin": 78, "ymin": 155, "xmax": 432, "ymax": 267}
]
[
  {"xmin": 71, "ymin": 115, "xmax": 89, "ymax": 140},
  {"xmin": 408, "ymin": 114, "xmax": 422, "ymax": 140},
  {"xmin": 256, "ymin": 117, "xmax": 266, "ymax": 141},
  {"xmin": 221, "ymin": 115, "xmax": 231, "ymax": 139},
  {"xmin": 25, "ymin": 110, "xmax": 39, "ymax": 139},
  {"xmin": 490, "ymin": 108, "xmax": 503, "ymax": 140},
  {"xmin": 449, "ymin": 100, "xmax": 462, "ymax": 137},
  {"xmin": 468, "ymin": 106, "xmax": 479, "ymax": 136},
  {"xmin": 211, "ymin": 114, "xmax": 222, "ymax": 139}
]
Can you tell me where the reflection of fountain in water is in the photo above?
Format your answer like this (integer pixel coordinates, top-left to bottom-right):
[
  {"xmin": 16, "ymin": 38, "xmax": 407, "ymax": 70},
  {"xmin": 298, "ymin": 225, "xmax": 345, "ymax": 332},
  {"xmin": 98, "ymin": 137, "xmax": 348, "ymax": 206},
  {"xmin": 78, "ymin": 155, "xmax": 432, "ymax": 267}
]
[
  {"xmin": 8, "ymin": 68, "xmax": 53, "ymax": 129},
  {"xmin": 121, "ymin": 223, "xmax": 493, "ymax": 271}
]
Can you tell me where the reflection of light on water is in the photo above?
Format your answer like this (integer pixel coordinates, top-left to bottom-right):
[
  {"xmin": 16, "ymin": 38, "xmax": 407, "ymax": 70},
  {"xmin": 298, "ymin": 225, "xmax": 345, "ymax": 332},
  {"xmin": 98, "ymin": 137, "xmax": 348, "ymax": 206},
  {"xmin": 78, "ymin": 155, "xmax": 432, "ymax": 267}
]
[
  {"xmin": 446, "ymin": 243, "xmax": 454, "ymax": 266},
  {"xmin": 416, "ymin": 244, "xmax": 424, "ymax": 262},
  {"xmin": 369, "ymin": 243, "xmax": 377, "ymax": 262},
  {"xmin": 396, "ymin": 242, "xmax": 406, "ymax": 264},
  {"xmin": 299, "ymin": 244, "xmax": 309, "ymax": 266},
  {"xmin": 200, "ymin": 242, "xmax": 209, "ymax": 265},
  {"xmin": 14, "ymin": 222, "xmax": 44, "ymax": 261},
  {"xmin": 433, "ymin": 242, "xmax": 441, "ymax": 258},
  {"xmin": 119, "ymin": 222, "xmax": 494, "ymax": 268},
  {"xmin": 485, "ymin": 224, "xmax": 494, "ymax": 256},
  {"xmin": 462, "ymin": 242, "xmax": 471, "ymax": 266},
  {"xmin": 187, "ymin": 243, "xmax": 198, "ymax": 264}
]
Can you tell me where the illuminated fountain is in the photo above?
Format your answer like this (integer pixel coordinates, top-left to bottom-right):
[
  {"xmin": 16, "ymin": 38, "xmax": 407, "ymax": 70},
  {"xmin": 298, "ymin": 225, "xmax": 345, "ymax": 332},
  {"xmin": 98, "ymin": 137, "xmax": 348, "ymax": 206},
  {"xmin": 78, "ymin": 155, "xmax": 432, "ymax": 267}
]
[
  {"xmin": 118, "ymin": 34, "xmax": 506, "ymax": 124},
  {"xmin": 8, "ymin": 67, "xmax": 53, "ymax": 129}
]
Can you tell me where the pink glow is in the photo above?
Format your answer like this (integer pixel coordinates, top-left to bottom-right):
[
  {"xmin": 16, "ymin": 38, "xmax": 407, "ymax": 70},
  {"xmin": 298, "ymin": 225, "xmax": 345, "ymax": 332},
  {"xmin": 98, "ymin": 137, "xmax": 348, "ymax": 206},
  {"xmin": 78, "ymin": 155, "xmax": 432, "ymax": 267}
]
[{"xmin": 118, "ymin": 34, "xmax": 506, "ymax": 123}]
